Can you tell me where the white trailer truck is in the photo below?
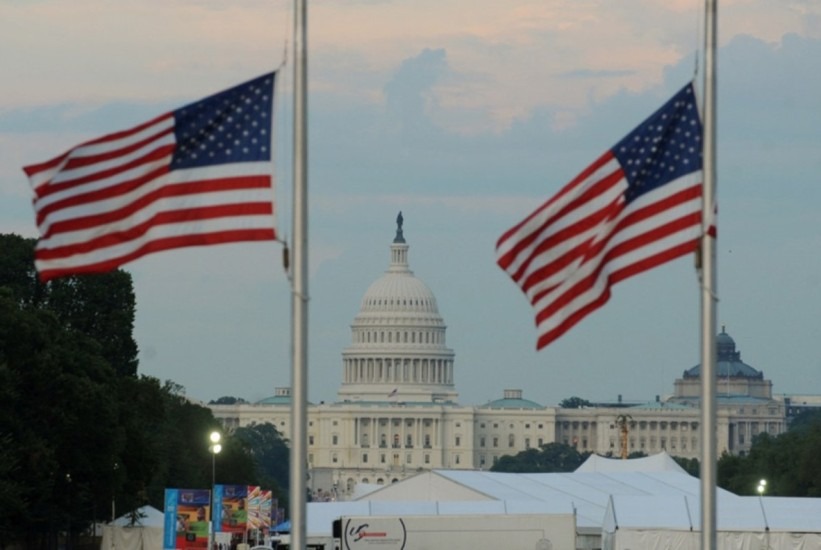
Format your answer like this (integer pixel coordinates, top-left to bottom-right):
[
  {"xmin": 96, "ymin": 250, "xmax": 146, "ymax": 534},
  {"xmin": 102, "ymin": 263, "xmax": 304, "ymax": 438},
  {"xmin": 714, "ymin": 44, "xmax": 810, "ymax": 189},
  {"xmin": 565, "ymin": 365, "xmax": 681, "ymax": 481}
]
[{"xmin": 333, "ymin": 513, "xmax": 576, "ymax": 550}]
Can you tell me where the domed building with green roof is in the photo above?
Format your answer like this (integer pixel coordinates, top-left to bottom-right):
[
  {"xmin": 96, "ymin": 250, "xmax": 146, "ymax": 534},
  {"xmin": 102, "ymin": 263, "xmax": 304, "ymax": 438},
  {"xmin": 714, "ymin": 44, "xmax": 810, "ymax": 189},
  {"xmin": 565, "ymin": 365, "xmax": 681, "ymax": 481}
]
[
  {"xmin": 210, "ymin": 215, "xmax": 786, "ymax": 499},
  {"xmin": 665, "ymin": 326, "xmax": 784, "ymax": 455},
  {"xmin": 671, "ymin": 327, "xmax": 772, "ymax": 400}
]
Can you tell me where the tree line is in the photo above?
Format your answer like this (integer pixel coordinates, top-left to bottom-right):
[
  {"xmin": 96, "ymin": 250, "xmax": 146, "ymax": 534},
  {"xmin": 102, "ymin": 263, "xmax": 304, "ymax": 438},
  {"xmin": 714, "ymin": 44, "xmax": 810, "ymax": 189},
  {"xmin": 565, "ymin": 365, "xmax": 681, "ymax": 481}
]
[
  {"xmin": 0, "ymin": 234, "xmax": 289, "ymax": 549},
  {"xmin": 718, "ymin": 409, "xmax": 821, "ymax": 496},
  {"xmin": 495, "ymin": 398, "xmax": 821, "ymax": 497}
]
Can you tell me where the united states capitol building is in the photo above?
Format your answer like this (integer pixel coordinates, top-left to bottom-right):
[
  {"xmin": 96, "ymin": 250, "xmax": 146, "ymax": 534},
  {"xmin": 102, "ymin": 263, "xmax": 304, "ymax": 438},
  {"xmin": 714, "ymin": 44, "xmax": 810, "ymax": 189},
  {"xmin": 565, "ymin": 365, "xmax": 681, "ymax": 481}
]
[{"xmin": 210, "ymin": 215, "xmax": 787, "ymax": 500}]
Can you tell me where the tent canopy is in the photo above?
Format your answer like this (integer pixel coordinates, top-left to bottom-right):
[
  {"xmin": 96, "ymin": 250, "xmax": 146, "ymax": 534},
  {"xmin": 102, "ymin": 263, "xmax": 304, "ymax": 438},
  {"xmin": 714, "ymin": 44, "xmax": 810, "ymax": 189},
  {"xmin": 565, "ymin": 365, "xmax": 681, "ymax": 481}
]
[
  {"xmin": 110, "ymin": 505, "xmax": 164, "ymax": 528},
  {"xmin": 273, "ymin": 519, "xmax": 291, "ymax": 532},
  {"xmin": 604, "ymin": 494, "xmax": 821, "ymax": 533},
  {"xmin": 101, "ymin": 506, "xmax": 163, "ymax": 550},
  {"xmin": 576, "ymin": 451, "xmax": 687, "ymax": 474},
  {"xmin": 357, "ymin": 455, "xmax": 725, "ymax": 531}
]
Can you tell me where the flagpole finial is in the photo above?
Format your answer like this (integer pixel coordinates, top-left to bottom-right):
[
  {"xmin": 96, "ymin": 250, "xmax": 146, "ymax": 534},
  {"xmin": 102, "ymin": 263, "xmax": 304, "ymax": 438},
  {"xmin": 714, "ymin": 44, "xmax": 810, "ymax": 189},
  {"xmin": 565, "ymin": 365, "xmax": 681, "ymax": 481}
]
[{"xmin": 394, "ymin": 211, "xmax": 405, "ymax": 244}]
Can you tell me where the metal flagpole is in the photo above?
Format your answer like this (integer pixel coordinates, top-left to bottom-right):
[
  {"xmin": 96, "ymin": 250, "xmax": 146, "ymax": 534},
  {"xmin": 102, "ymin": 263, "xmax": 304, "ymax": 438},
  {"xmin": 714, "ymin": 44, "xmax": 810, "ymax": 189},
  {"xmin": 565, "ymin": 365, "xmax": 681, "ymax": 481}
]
[
  {"xmin": 290, "ymin": 0, "xmax": 309, "ymax": 548},
  {"xmin": 700, "ymin": 0, "xmax": 718, "ymax": 548}
]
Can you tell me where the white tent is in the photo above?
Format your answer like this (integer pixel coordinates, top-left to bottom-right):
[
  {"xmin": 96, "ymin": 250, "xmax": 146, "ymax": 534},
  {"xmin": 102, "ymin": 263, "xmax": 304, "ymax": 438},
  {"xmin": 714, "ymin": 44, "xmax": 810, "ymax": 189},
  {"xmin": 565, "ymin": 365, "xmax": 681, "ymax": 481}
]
[
  {"xmin": 287, "ymin": 453, "xmax": 724, "ymax": 549},
  {"xmin": 576, "ymin": 450, "xmax": 687, "ymax": 473},
  {"xmin": 602, "ymin": 494, "xmax": 821, "ymax": 550},
  {"xmin": 363, "ymin": 466, "xmax": 723, "ymax": 549},
  {"xmin": 100, "ymin": 505, "xmax": 163, "ymax": 550},
  {"xmin": 273, "ymin": 454, "xmax": 821, "ymax": 550}
]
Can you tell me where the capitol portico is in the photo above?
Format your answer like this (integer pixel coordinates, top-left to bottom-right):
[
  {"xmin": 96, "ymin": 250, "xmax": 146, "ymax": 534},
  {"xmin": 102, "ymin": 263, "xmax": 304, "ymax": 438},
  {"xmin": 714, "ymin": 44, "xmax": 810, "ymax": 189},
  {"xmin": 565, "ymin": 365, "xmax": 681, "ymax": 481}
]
[{"xmin": 210, "ymin": 215, "xmax": 786, "ymax": 500}]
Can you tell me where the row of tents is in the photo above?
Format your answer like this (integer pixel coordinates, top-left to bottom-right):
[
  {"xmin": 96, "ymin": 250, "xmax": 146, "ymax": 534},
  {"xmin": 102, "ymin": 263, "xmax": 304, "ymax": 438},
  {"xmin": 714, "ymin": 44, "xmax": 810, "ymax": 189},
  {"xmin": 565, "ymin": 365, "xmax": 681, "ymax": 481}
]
[{"xmin": 102, "ymin": 452, "xmax": 821, "ymax": 550}]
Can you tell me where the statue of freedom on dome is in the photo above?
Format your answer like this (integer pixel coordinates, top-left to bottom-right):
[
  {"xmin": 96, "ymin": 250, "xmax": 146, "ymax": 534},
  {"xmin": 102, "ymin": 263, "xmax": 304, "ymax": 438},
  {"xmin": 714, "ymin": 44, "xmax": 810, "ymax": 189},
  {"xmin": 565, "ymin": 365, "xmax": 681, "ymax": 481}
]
[{"xmin": 394, "ymin": 211, "xmax": 405, "ymax": 243}]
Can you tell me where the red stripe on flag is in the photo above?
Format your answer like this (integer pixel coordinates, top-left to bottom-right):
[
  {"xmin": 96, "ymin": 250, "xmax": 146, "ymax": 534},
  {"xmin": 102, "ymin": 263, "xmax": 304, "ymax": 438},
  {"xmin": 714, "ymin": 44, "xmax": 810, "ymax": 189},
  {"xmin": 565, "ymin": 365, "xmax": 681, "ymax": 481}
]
[
  {"xmin": 519, "ymin": 195, "xmax": 624, "ymax": 294},
  {"xmin": 496, "ymin": 151, "xmax": 617, "ymax": 270},
  {"xmin": 23, "ymin": 113, "xmax": 173, "ymax": 184},
  {"xmin": 36, "ymin": 228, "xmax": 276, "ymax": 283},
  {"xmin": 535, "ymin": 238, "xmax": 699, "ymax": 349},
  {"xmin": 41, "ymin": 175, "xmax": 270, "ymax": 238},
  {"xmin": 60, "ymin": 126, "xmax": 175, "ymax": 172},
  {"xmin": 37, "ymin": 201, "xmax": 275, "ymax": 261},
  {"xmin": 34, "ymin": 143, "xmax": 175, "ymax": 202},
  {"xmin": 35, "ymin": 162, "xmax": 171, "ymax": 227},
  {"xmin": 510, "ymin": 169, "xmax": 624, "ymax": 285},
  {"xmin": 534, "ymin": 205, "xmax": 701, "ymax": 318}
]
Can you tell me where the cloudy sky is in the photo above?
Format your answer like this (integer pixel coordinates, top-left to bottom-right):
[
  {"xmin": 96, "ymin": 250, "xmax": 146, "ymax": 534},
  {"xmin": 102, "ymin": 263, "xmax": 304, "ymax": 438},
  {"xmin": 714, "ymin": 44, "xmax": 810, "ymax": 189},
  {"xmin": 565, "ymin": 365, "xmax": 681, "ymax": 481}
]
[{"xmin": 2, "ymin": 0, "xmax": 820, "ymax": 407}]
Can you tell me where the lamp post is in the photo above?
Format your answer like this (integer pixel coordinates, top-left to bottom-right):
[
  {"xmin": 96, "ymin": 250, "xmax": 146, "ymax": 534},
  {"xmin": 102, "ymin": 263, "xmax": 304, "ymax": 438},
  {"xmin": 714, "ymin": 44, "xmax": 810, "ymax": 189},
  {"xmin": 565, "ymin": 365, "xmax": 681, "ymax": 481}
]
[
  {"xmin": 66, "ymin": 473, "xmax": 72, "ymax": 550},
  {"xmin": 112, "ymin": 462, "xmax": 119, "ymax": 529},
  {"xmin": 209, "ymin": 431, "xmax": 221, "ymax": 550},
  {"xmin": 756, "ymin": 478, "xmax": 771, "ymax": 532},
  {"xmin": 209, "ymin": 431, "xmax": 222, "ymax": 488}
]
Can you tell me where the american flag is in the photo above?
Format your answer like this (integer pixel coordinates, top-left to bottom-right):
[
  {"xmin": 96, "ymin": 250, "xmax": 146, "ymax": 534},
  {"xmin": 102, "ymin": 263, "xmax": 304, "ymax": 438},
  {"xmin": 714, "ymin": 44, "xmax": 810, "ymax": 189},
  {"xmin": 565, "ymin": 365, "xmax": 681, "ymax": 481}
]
[
  {"xmin": 496, "ymin": 83, "xmax": 704, "ymax": 350},
  {"xmin": 24, "ymin": 72, "xmax": 277, "ymax": 282}
]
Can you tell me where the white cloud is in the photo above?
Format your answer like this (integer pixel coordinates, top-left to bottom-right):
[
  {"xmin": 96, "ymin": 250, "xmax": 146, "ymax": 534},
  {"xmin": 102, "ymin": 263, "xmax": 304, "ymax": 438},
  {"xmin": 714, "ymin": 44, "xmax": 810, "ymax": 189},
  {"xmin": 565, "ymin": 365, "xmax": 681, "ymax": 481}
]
[{"xmin": 1, "ymin": 1, "xmax": 820, "ymax": 405}]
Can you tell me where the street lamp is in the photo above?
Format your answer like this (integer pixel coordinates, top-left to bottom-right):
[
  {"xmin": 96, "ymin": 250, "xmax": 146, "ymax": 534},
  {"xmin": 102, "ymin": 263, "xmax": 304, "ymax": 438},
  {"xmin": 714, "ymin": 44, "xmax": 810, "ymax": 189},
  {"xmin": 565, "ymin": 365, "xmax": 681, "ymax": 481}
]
[
  {"xmin": 209, "ymin": 431, "xmax": 222, "ymax": 488},
  {"xmin": 208, "ymin": 432, "xmax": 221, "ymax": 550},
  {"xmin": 112, "ymin": 462, "xmax": 119, "ymax": 523}
]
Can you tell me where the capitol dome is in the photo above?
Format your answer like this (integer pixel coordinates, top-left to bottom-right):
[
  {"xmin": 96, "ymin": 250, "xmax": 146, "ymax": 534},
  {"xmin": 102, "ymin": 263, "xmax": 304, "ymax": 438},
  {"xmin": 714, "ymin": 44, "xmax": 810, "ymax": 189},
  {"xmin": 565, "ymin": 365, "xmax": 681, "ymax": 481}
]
[
  {"xmin": 358, "ymin": 265, "xmax": 440, "ymax": 317},
  {"xmin": 337, "ymin": 213, "xmax": 457, "ymax": 404}
]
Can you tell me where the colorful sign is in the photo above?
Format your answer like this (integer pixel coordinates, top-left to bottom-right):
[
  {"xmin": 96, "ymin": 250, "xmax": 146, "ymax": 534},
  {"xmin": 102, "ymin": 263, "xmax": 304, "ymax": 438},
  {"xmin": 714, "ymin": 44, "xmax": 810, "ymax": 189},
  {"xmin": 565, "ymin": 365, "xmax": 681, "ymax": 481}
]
[
  {"xmin": 213, "ymin": 485, "xmax": 273, "ymax": 546},
  {"xmin": 246, "ymin": 486, "xmax": 272, "ymax": 531},
  {"xmin": 213, "ymin": 484, "xmax": 251, "ymax": 534},
  {"xmin": 163, "ymin": 489, "xmax": 211, "ymax": 550}
]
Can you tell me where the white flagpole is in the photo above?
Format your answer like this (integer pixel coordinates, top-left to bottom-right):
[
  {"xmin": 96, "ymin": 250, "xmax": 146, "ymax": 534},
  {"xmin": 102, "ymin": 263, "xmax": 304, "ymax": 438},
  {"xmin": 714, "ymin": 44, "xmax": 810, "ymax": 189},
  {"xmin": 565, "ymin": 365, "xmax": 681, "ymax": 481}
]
[
  {"xmin": 290, "ymin": 0, "xmax": 309, "ymax": 548},
  {"xmin": 700, "ymin": 0, "xmax": 718, "ymax": 548}
]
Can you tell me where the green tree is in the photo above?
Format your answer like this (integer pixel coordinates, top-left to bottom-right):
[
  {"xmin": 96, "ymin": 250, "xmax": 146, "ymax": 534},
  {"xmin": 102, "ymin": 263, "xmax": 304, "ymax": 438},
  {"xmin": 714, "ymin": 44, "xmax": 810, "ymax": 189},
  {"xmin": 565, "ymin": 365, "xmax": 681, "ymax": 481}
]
[
  {"xmin": 559, "ymin": 396, "xmax": 592, "ymax": 409},
  {"xmin": 717, "ymin": 415, "xmax": 821, "ymax": 497},
  {"xmin": 0, "ymin": 234, "xmax": 42, "ymax": 307},
  {"xmin": 672, "ymin": 456, "xmax": 700, "ymax": 477},
  {"xmin": 144, "ymin": 382, "xmax": 231, "ymax": 503},
  {"xmin": 233, "ymin": 423, "xmax": 290, "ymax": 500},
  {"xmin": 492, "ymin": 442, "xmax": 589, "ymax": 473},
  {"xmin": 0, "ymin": 235, "xmax": 261, "ymax": 546},
  {"xmin": 717, "ymin": 451, "xmax": 745, "ymax": 493},
  {"xmin": 0, "ymin": 234, "xmax": 138, "ymax": 377},
  {"xmin": 209, "ymin": 396, "xmax": 249, "ymax": 405},
  {"xmin": 789, "ymin": 409, "xmax": 821, "ymax": 433},
  {"xmin": 110, "ymin": 378, "xmax": 264, "ymax": 516},
  {"xmin": 45, "ymin": 272, "xmax": 139, "ymax": 376},
  {"xmin": 0, "ymin": 424, "xmax": 24, "ymax": 543},
  {"xmin": 0, "ymin": 288, "xmax": 121, "ymax": 547}
]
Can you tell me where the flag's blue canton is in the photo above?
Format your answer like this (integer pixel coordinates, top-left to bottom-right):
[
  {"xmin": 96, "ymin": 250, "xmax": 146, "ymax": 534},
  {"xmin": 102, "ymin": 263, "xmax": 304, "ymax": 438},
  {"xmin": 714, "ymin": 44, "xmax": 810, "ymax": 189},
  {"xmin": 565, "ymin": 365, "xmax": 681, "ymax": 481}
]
[
  {"xmin": 171, "ymin": 72, "xmax": 276, "ymax": 170},
  {"xmin": 614, "ymin": 83, "xmax": 702, "ymax": 203}
]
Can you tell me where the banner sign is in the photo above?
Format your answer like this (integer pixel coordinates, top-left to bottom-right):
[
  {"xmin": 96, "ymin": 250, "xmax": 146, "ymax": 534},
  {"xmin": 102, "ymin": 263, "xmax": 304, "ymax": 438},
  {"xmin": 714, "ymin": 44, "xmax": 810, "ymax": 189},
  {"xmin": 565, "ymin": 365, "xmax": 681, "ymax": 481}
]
[
  {"xmin": 249, "ymin": 489, "xmax": 273, "ymax": 532},
  {"xmin": 163, "ymin": 488, "xmax": 211, "ymax": 550},
  {"xmin": 213, "ymin": 484, "xmax": 251, "ymax": 534}
]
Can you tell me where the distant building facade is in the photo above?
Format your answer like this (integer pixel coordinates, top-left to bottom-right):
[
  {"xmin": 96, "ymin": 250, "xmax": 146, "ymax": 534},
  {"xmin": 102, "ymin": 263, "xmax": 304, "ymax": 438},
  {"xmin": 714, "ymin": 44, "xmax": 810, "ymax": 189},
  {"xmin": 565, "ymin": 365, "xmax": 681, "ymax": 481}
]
[
  {"xmin": 210, "ymin": 217, "xmax": 786, "ymax": 500},
  {"xmin": 777, "ymin": 394, "xmax": 821, "ymax": 424}
]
